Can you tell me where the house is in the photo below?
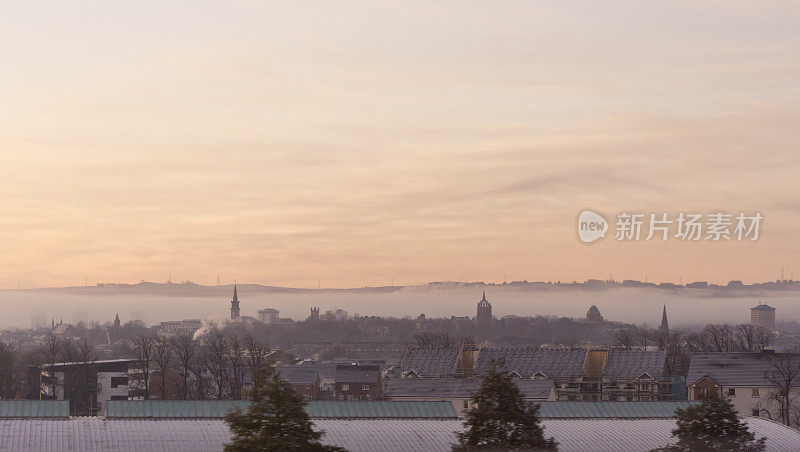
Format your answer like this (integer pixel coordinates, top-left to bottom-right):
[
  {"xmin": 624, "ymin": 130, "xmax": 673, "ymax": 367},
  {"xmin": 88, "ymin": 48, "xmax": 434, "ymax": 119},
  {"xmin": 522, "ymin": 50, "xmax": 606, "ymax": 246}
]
[
  {"xmin": 386, "ymin": 377, "xmax": 556, "ymax": 417},
  {"xmin": 400, "ymin": 344, "xmax": 671, "ymax": 401},
  {"xmin": 335, "ymin": 365, "xmax": 381, "ymax": 400},
  {"xmin": 687, "ymin": 351, "xmax": 799, "ymax": 419},
  {"xmin": 276, "ymin": 367, "xmax": 320, "ymax": 400}
]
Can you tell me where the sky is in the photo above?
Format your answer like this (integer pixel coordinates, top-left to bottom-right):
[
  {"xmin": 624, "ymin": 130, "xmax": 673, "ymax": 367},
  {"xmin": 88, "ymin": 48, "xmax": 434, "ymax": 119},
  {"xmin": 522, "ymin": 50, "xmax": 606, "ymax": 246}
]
[{"xmin": 1, "ymin": 1, "xmax": 799, "ymax": 289}]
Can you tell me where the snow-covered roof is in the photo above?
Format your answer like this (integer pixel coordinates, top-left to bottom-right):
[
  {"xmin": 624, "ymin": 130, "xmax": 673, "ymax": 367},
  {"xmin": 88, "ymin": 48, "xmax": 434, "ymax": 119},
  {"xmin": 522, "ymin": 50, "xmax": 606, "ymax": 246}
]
[{"xmin": 2, "ymin": 417, "xmax": 800, "ymax": 452}]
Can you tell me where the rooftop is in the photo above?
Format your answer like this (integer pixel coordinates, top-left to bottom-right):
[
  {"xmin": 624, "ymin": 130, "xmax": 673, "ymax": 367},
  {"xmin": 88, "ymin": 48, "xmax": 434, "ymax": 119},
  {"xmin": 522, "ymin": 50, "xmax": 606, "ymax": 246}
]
[
  {"xmin": 0, "ymin": 401, "xmax": 68, "ymax": 419},
  {"xmin": 103, "ymin": 400, "xmax": 455, "ymax": 419},
  {"xmin": 386, "ymin": 378, "xmax": 553, "ymax": 400},
  {"xmin": 688, "ymin": 352, "xmax": 800, "ymax": 386},
  {"xmin": 2, "ymin": 417, "xmax": 799, "ymax": 452}
]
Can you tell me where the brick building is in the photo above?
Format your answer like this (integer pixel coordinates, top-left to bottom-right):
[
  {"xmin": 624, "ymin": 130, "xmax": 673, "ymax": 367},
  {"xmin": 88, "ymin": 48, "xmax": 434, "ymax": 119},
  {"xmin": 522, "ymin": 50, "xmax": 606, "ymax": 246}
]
[{"xmin": 335, "ymin": 365, "xmax": 381, "ymax": 401}]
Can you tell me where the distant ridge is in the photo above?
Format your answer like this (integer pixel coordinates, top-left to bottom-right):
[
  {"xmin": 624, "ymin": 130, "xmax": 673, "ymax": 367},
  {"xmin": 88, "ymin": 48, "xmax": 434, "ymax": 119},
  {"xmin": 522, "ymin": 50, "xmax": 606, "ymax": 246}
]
[{"xmin": 4, "ymin": 278, "xmax": 798, "ymax": 297}]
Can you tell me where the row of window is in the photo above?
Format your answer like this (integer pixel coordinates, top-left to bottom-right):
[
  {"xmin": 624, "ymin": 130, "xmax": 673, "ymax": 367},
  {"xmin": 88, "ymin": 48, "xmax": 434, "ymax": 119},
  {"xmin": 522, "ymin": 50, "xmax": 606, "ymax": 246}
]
[{"xmin": 339, "ymin": 384, "xmax": 371, "ymax": 391}]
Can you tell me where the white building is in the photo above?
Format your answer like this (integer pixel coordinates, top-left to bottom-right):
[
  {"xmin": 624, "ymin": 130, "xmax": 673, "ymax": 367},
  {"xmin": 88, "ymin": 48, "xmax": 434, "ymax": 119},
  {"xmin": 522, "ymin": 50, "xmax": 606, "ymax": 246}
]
[
  {"xmin": 257, "ymin": 308, "xmax": 280, "ymax": 324},
  {"xmin": 42, "ymin": 359, "xmax": 136, "ymax": 415}
]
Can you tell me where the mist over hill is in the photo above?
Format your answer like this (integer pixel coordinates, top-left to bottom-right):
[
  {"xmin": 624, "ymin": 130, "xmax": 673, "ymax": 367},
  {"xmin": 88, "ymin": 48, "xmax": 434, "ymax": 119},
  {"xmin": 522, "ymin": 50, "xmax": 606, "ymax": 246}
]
[{"xmin": 1, "ymin": 280, "xmax": 798, "ymax": 330}]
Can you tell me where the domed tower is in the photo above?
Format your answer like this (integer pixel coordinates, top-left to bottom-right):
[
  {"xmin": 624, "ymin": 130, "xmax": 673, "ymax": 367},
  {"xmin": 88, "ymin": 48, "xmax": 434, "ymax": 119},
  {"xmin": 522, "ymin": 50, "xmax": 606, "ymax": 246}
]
[{"xmin": 477, "ymin": 292, "xmax": 492, "ymax": 324}]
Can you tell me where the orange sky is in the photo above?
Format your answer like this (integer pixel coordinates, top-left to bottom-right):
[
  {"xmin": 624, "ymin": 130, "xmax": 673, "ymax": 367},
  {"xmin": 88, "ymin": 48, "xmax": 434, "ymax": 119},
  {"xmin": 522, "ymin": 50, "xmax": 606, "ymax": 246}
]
[{"xmin": 1, "ymin": 1, "xmax": 799, "ymax": 288}]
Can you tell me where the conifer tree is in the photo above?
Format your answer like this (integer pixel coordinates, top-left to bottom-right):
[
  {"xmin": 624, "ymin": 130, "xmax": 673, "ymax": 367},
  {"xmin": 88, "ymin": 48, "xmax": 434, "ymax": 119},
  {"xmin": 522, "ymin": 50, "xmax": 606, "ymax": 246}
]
[
  {"xmin": 225, "ymin": 368, "xmax": 346, "ymax": 452},
  {"xmin": 653, "ymin": 391, "xmax": 766, "ymax": 452},
  {"xmin": 453, "ymin": 361, "xmax": 557, "ymax": 451}
]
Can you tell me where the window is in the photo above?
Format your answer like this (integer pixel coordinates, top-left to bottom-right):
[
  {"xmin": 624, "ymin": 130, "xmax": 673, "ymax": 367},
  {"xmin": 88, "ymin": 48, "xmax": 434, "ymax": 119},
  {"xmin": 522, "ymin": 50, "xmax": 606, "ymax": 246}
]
[
  {"xmin": 341, "ymin": 384, "xmax": 349, "ymax": 391},
  {"xmin": 110, "ymin": 377, "xmax": 128, "ymax": 388},
  {"xmin": 110, "ymin": 395, "xmax": 128, "ymax": 401},
  {"xmin": 752, "ymin": 388, "xmax": 760, "ymax": 397},
  {"xmin": 728, "ymin": 388, "xmax": 736, "ymax": 396},
  {"xmin": 362, "ymin": 384, "xmax": 369, "ymax": 391},
  {"xmin": 463, "ymin": 400, "xmax": 469, "ymax": 409},
  {"xmin": 752, "ymin": 409, "xmax": 760, "ymax": 416}
]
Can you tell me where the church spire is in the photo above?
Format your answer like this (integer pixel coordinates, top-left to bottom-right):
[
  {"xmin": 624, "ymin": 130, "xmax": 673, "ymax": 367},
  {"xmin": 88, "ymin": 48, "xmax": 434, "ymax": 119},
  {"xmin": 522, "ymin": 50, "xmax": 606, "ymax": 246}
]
[
  {"xmin": 659, "ymin": 304, "xmax": 669, "ymax": 333},
  {"xmin": 231, "ymin": 285, "xmax": 240, "ymax": 319}
]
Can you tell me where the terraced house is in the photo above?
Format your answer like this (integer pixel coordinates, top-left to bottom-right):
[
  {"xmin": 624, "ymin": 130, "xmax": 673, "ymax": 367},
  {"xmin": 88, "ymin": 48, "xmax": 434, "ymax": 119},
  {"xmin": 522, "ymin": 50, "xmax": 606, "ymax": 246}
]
[
  {"xmin": 400, "ymin": 344, "xmax": 671, "ymax": 402},
  {"xmin": 687, "ymin": 351, "xmax": 800, "ymax": 423}
]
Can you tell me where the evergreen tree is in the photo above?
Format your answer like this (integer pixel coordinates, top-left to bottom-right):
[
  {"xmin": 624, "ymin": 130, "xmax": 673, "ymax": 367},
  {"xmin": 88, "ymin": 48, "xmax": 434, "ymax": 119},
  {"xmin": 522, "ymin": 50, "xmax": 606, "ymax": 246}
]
[
  {"xmin": 453, "ymin": 361, "xmax": 557, "ymax": 451},
  {"xmin": 224, "ymin": 368, "xmax": 346, "ymax": 452},
  {"xmin": 652, "ymin": 391, "xmax": 766, "ymax": 452}
]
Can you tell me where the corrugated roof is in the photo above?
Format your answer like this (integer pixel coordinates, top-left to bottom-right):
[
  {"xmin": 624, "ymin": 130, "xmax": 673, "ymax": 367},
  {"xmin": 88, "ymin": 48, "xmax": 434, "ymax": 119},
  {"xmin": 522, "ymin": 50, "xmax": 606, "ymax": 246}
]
[
  {"xmin": 106, "ymin": 400, "xmax": 250, "ymax": 418},
  {"xmin": 2, "ymin": 417, "xmax": 800, "ymax": 452},
  {"xmin": 306, "ymin": 401, "xmax": 456, "ymax": 419},
  {"xmin": 0, "ymin": 401, "xmax": 69, "ymax": 419},
  {"xmin": 536, "ymin": 401, "xmax": 697, "ymax": 418},
  {"xmin": 105, "ymin": 400, "xmax": 455, "ymax": 419}
]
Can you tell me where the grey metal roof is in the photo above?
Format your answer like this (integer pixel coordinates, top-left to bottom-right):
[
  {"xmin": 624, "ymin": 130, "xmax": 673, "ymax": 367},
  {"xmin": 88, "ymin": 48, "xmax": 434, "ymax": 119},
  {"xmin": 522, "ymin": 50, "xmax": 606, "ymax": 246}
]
[
  {"xmin": 536, "ymin": 401, "xmax": 697, "ymax": 418},
  {"xmin": 106, "ymin": 400, "xmax": 250, "ymax": 418},
  {"xmin": 3, "ymin": 417, "xmax": 800, "ymax": 451},
  {"xmin": 386, "ymin": 378, "xmax": 553, "ymax": 400},
  {"xmin": 106, "ymin": 400, "xmax": 454, "ymax": 419},
  {"xmin": 306, "ymin": 401, "xmax": 456, "ymax": 419},
  {"xmin": 401, "ymin": 347, "xmax": 460, "ymax": 377},
  {"xmin": 0, "ymin": 401, "xmax": 69, "ymax": 419},
  {"xmin": 687, "ymin": 352, "xmax": 800, "ymax": 387}
]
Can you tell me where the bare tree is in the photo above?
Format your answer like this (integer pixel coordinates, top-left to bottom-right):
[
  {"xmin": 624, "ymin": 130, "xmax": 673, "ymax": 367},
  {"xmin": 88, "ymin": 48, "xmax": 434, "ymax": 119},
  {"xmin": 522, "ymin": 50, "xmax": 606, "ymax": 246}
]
[
  {"xmin": 228, "ymin": 333, "xmax": 245, "ymax": 400},
  {"xmin": 636, "ymin": 329, "xmax": 651, "ymax": 348},
  {"xmin": 704, "ymin": 324, "xmax": 737, "ymax": 352},
  {"xmin": 244, "ymin": 334, "xmax": 270, "ymax": 389},
  {"xmin": 614, "ymin": 329, "xmax": 635, "ymax": 350},
  {"xmin": 61, "ymin": 339, "xmax": 98, "ymax": 415},
  {"xmin": 759, "ymin": 355, "xmax": 800, "ymax": 426},
  {"xmin": 244, "ymin": 334, "xmax": 268, "ymax": 371},
  {"xmin": 735, "ymin": 324, "xmax": 772, "ymax": 353},
  {"xmin": 40, "ymin": 332, "xmax": 62, "ymax": 399},
  {"xmin": 153, "ymin": 336, "xmax": 173, "ymax": 400},
  {"xmin": 205, "ymin": 330, "xmax": 229, "ymax": 399},
  {"xmin": 173, "ymin": 334, "xmax": 196, "ymax": 399},
  {"xmin": 0, "ymin": 342, "xmax": 24, "ymax": 399},
  {"xmin": 190, "ymin": 349, "xmax": 209, "ymax": 400},
  {"xmin": 132, "ymin": 334, "xmax": 157, "ymax": 400}
]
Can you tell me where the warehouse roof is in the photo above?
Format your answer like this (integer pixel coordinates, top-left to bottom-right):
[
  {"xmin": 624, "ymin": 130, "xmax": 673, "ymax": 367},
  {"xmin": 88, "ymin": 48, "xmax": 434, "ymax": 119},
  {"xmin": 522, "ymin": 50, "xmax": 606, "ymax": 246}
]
[
  {"xmin": 306, "ymin": 401, "xmax": 456, "ymax": 419},
  {"xmin": 2, "ymin": 417, "xmax": 799, "ymax": 452},
  {"xmin": 105, "ymin": 400, "xmax": 455, "ymax": 419},
  {"xmin": 0, "ymin": 401, "xmax": 68, "ymax": 419},
  {"xmin": 536, "ymin": 401, "xmax": 697, "ymax": 418}
]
